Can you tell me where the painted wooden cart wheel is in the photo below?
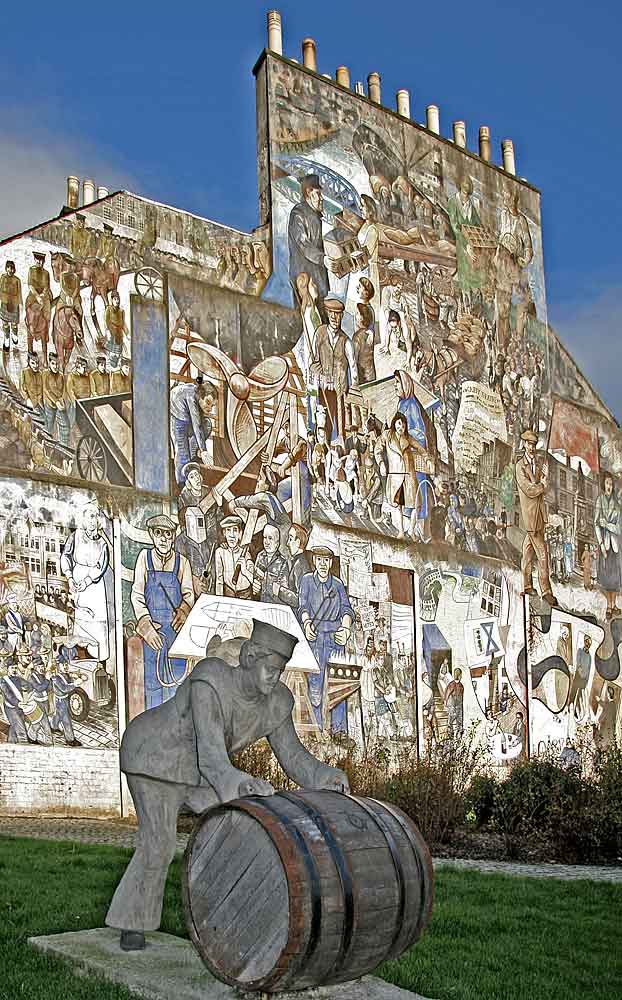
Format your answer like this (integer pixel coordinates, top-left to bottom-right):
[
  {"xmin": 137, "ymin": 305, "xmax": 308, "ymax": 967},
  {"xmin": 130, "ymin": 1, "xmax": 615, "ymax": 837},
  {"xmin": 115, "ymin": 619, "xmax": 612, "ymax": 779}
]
[
  {"xmin": 68, "ymin": 688, "xmax": 89, "ymax": 723},
  {"xmin": 76, "ymin": 434, "xmax": 107, "ymax": 482},
  {"xmin": 134, "ymin": 266, "xmax": 164, "ymax": 301}
]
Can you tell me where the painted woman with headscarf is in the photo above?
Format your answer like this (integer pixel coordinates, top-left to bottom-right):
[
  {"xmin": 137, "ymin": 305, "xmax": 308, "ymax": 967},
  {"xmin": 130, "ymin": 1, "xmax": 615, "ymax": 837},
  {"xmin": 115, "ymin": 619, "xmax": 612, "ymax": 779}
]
[
  {"xmin": 447, "ymin": 175, "xmax": 483, "ymax": 312},
  {"xmin": 393, "ymin": 369, "xmax": 436, "ymax": 538},
  {"xmin": 374, "ymin": 411, "xmax": 427, "ymax": 540},
  {"xmin": 594, "ymin": 471, "xmax": 621, "ymax": 620}
]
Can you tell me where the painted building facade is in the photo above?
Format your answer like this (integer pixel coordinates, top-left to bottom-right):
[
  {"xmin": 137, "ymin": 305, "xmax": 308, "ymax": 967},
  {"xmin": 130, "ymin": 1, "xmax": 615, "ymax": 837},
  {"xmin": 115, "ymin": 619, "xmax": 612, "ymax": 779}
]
[{"xmin": 1, "ymin": 23, "xmax": 621, "ymax": 815}]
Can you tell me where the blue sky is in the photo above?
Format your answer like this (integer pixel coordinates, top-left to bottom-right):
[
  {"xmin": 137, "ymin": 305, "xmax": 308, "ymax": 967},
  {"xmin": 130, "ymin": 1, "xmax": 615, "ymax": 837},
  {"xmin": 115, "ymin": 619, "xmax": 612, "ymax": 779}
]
[{"xmin": 0, "ymin": 1, "xmax": 619, "ymax": 416}]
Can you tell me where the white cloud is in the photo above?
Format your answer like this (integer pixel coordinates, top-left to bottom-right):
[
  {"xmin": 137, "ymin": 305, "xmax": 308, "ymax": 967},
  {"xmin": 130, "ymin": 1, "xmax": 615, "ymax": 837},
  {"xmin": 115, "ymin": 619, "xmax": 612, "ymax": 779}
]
[
  {"xmin": 550, "ymin": 286, "xmax": 622, "ymax": 422},
  {"xmin": 0, "ymin": 111, "xmax": 137, "ymax": 240}
]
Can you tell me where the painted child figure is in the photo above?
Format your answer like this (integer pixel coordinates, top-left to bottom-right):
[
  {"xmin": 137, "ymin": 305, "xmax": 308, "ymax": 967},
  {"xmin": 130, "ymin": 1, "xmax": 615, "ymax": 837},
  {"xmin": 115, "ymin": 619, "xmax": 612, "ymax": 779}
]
[{"xmin": 106, "ymin": 619, "xmax": 349, "ymax": 951}]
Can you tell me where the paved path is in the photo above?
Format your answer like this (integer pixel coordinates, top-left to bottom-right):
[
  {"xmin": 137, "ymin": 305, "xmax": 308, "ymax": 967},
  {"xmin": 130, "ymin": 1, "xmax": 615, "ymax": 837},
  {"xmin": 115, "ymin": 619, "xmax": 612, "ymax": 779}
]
[
  {"xmin": 2, "ymin": 816, "xmax": 622, "ymax": 884},
  {"xmin": 0, "ymin": 816, "xmax": 189, "ymax": 855},
  {"xmin": 433, "ymin": 856, "xmax": 622, "ymax": 883}
]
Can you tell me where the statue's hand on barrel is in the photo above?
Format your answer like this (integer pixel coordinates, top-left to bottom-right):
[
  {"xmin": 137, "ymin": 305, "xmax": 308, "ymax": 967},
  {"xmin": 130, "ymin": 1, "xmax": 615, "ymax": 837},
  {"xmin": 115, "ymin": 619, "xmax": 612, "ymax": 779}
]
[
  {"xmin": 213, "ymin": 767, "xmax": 275, "ymax": 802},
  {"xmin": 237, "ymin": 775, "xmax": 275, "ymax": 798},
  {"xmin": 313, "ymin": 763, "xmax": 350, "ymax": 794}
]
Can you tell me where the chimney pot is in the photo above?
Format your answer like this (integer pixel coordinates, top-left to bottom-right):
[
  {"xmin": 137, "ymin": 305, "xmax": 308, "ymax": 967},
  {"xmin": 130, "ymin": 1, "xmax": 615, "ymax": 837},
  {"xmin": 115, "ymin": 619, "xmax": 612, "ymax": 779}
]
[
  {"xmin": 396, "ymin": 89, "xmax": 411, "ymax": 118},
  {"xmin": 96, "ymin": 185, "xmax": 109, "ymax": 200},
  {"xmin": 479, "ymin": 126, "xmax": 491, "ymax": 162},
  {"xmin": 367, "ymin": 72, "xmax": 381, "ymax": 104},
  {"xmin": 302, "ymin": 37, "xmax": 317, "ymax": 71},
  {"xmin": 66, "ymin": 176, "xmax": 80, "ymax": 210},
  {"xmin": 336, "ymin": 66, "xmax": 350, "ymax": 88},
  {"xmin": 426, "ymin": 105, "xmax": 440, "ymax": 135},
  {"xmin": 453, "ymin": 121, "xmax": 466, "ymax": 148},
  {"xmin": 355, "ymin": 81, "xmax": 365, "ymax": 96},
  {"xmin": 502, "ymin": 138, "xmax": 516, "ymax": 175},
  {"xmin": 82, "ymin": 178, "xmax": 96, "ymax": 206},
  {"xmin": 267, "ymin": 10, "xmax": 283, "ymax": 55}
]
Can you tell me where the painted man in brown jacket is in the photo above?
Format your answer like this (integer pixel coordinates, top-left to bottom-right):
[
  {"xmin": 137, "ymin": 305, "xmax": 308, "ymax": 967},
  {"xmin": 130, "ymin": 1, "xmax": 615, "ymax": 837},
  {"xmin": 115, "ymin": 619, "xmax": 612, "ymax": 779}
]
[
  {"xmin": 42, "ymin": 353, "xmax": 70, "ymax": 446},
  {"xmin": 25, "ymin": 251, "xmax": 53, "ymax": 361},
  {"xmin": 515, "ymin": 429, "xmax": 557, "ymax": 606},
  {"xmin": 19, "ymin": 353, "xmax": 44, "ymax": 417},
  {"xmin": 89, "ymin": 355, "xmax": 110, "ymax": 396}
]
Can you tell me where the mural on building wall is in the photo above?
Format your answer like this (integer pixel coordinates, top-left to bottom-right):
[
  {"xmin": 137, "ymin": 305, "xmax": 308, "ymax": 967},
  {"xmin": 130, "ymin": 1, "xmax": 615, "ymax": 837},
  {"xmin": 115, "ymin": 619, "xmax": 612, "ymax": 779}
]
[
  {"xmin": 0, "ymin": 477, "xmax": 119, "ymax": 749},
  {"xmin": 103, "ymin": 108, "xmax": 620, "ymax": 755},
  {"xmin": 0, "ymin": 214, "xmax": 135, "ymax": 487},
  {"xmin": 0, "ymin": 196, "xmax": 272, "ymax": 492},
  {"xmin": 415, "ymin": 554, "xmax": 527, "ymax": 763},
  {"xmin": 1, "ymin": 55, "xmax": 621, "ymax": 788},
  {"xmin": 522, "ymin": 602, "xmax": 621, "ymax": 761},
  {"xmin": 264, "ymin": 57, "xmax": 550, "ymax": 593}
]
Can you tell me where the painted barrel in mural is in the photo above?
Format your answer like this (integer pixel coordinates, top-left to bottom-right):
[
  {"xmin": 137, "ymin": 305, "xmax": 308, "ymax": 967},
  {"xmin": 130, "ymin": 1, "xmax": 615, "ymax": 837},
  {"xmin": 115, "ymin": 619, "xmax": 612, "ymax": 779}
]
[{"xmin": 182, "ymin": 789, "xmax": 434, "ymax": 993}]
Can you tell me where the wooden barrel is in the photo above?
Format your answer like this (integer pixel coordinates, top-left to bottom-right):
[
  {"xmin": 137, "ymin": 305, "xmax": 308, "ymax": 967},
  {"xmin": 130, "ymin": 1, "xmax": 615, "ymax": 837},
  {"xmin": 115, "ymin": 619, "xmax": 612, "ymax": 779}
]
[{"xmin": 182, "ymin": 789, "xmax": 434, "ymax": 993}]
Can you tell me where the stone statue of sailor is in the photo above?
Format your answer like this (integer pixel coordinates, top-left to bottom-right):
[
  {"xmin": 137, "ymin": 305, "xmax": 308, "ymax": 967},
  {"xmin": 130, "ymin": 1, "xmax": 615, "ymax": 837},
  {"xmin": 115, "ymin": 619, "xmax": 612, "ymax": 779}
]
[{"xmin": 106, "ymin": 618, "xmax": 350, "ymax": 951}]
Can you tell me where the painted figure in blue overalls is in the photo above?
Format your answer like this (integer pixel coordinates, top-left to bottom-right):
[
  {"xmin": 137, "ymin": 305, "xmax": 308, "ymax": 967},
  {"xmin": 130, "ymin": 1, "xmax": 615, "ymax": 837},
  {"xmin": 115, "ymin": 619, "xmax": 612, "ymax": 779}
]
[
  {"xmin": 297, "ymin": 544, "xmax": 353, "ymax": 733},
  {"xmin": 131, "ymin": 515, "xmax": 194, "ymax": 710}
]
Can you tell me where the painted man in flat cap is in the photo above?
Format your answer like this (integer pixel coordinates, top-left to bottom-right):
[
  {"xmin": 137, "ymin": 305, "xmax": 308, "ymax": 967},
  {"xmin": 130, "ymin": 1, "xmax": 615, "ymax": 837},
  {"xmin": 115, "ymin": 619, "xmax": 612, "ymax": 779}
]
[
  {"xmin": 288, "ymin": 172, "xmax": 330, "ymax": 310},
  {"xmin": 515, "ymin": 429, "xmax": 557, "ymax": 606},
  {"xmin": 70, "ymin": 214, "xmax": 93, "ymax": 264},
  {"xmin": 312, "ymin": 296, "xmax": 358, "ymax": 395},
  {"xmin": 130, "ymin": 514, "xmax": 195, "ymax": 708},
  {"xmin": 106, "ymin": 618, "xmax": 349, "ymax": 951},
  {"xmin": 298, "ymin": 544, "xmax": 353, "ymax": 732}
]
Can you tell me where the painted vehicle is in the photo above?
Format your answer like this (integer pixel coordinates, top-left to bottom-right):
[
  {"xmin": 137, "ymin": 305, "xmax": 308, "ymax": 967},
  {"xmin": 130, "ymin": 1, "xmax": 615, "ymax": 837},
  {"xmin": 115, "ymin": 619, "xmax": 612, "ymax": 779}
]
[{"xmin": 66, "ymin": 659, "xmax": 116, "ymax": 722}]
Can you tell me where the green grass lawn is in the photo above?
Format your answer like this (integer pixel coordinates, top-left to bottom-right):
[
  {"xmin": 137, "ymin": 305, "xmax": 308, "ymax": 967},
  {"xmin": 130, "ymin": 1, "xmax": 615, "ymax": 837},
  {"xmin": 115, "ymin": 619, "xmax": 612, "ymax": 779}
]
[{"xmin": 0, "ymin": 836, "xmax": 620, "ymax": 1000}]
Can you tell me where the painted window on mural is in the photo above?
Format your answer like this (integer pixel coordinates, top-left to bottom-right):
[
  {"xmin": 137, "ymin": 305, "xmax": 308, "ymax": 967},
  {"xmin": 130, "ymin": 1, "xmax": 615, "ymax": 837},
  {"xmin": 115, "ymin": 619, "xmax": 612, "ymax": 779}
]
[{"xmin": 0, "ymin": 479, "xmax": 119, "ymax": 750}]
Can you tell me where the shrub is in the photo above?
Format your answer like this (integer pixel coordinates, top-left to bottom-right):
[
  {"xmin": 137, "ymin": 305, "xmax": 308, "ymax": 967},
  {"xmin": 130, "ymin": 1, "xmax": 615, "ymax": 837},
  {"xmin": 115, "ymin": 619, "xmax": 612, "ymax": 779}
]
[
  {"xmin": 235, "ymin": 731, "xmax": 622, "ymax": 862},
  {"xmin": 464, "ymin": 774, "xmax": 497, "ymax": 828},
  {"xmin": 592, "ymin": 744, "xmax": 622, "ymax": 860},
  {"xmin": 233, "ymin": 725, "xmax": 487, "ymax": 845},
  {"xmin": 491, "ymin": 744, "xmax": 622, "ymax": 863}
]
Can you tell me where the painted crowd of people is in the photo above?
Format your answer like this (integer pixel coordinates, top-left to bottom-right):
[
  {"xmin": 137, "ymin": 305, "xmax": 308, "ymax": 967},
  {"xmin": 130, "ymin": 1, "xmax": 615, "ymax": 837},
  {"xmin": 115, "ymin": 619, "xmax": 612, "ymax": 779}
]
[
  {"xmin": 0, "ymin": 499, "xmax": 114, "ymax": 747},
  {"xmin": 0, "ymin": 218, "xmax": 132, "ymax": 479}
]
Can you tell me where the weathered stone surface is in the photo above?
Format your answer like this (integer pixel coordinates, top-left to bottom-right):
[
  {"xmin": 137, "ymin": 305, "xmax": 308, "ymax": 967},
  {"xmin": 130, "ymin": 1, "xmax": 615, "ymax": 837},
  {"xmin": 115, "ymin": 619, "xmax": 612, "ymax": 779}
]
[{"xmin": 28, "ymin": 928, "xmax": 435, "ymax": 1000}]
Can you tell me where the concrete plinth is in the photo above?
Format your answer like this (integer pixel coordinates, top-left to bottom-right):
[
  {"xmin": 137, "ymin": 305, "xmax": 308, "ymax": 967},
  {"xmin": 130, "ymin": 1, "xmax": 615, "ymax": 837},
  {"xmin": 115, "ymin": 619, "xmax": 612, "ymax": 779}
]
[{"xmin": 28, "ymin": 928, "xmax": 434, "ymax": 1000}]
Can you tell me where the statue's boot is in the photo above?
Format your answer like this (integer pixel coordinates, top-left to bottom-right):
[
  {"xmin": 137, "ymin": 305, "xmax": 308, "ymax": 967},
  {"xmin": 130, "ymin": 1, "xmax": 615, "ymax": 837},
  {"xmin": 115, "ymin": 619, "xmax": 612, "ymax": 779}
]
[{"xmin": 120, "ymin": 930, "xmax": 146, "ymax": 951}]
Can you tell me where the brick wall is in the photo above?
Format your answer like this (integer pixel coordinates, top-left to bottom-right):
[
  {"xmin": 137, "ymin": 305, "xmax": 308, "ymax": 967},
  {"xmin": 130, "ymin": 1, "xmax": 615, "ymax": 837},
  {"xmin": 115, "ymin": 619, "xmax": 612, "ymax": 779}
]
[{"xmin": 0, "ymin": 748, "xmax": 121, "ymax": 817}]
